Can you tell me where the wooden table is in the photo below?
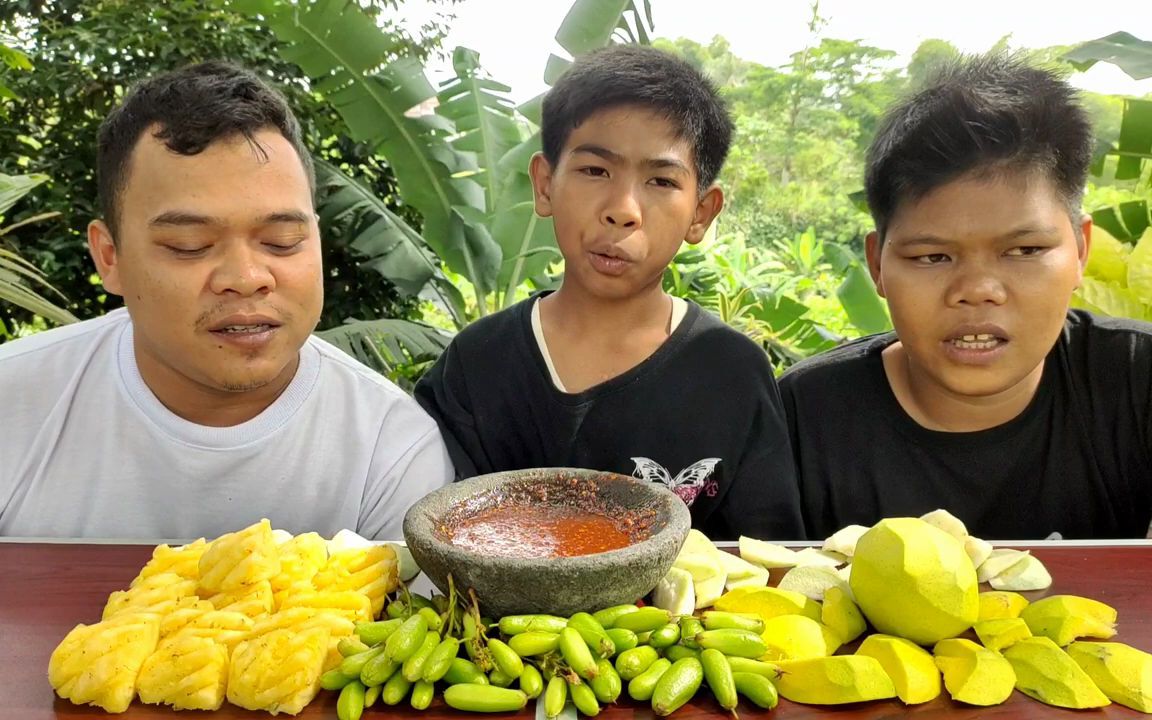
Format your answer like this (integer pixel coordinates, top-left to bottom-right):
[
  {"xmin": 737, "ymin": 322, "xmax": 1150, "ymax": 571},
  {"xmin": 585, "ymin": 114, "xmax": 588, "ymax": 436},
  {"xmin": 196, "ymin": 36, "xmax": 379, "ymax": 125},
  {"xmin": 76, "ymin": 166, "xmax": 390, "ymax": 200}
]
[{"xmin": 3, "ymin": 540, "xmax": 1150, "ymax": 719}]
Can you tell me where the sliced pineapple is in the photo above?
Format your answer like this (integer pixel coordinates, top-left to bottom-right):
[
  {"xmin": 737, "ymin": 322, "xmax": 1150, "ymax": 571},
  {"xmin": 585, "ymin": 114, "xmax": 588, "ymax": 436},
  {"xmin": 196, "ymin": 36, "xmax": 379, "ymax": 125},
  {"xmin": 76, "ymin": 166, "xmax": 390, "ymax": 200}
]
[
  {"xmin": 102, "ymin": 573, "xmax": 198, "ymax": 620},
  {"xmin": 132, "ymin": 539, "xmax": 207, "ymax": 584},
  {"xmin": 204, "ymin": 580, "xmax": 274, "ymax": 618},
  {"xmin": 270, "ymin": 532, "xmax": 328, "ymax": 604},
  {"xmin": 137, "ymin": 634, "xmax": 228, "ymax": 711},
  {"xmin": 168, "ymin": 610, "xmax": 254, "ymax": 654},
  {"xmin": 49, "ymin": 613, "xmax": 160, "ymax": 713},
  {"xmin": 158, "ymin": 597, "xmax": 216, "ymax": 639},
  {"xmin": 312, "ymin": 544, "xmax": 397, "ymax": 617},
  {"xmin": 198, "ymin": 519, "xmax": 281, "ymax": 594},
  {"xmin": 279, "ymin": 589, "xmax": 372, "ymax": 624},
  {"xmin": 226, "ymin": 626, "xmax": 330, "ymax": 714}
]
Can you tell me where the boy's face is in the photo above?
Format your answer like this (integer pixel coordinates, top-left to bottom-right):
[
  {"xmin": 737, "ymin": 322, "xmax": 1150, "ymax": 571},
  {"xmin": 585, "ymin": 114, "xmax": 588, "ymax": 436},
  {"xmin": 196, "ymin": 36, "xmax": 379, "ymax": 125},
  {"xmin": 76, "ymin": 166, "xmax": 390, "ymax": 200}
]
[
  {"xmin": 88, "ymin": 127, "xmax": 323, "ymax": 407},
  {"xmin": 866, "ymin": 170, "xmax": 1090, "ymax": 400},
  {"xmin": 529, "ymin": 105, "xmax": 723, "ymax": 300}
]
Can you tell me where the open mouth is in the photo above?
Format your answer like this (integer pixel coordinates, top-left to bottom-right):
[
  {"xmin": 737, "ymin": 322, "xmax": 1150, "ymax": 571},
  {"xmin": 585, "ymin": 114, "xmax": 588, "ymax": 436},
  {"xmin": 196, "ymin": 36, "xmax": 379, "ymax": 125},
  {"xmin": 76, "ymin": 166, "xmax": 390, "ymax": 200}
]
[
  {"xmin": 948, "ymin": 333, "xmax": 1005, "ymax": 350},
  {"xmin": 212, "ymin": 324, "xmax": 277, "ymax": 335}
]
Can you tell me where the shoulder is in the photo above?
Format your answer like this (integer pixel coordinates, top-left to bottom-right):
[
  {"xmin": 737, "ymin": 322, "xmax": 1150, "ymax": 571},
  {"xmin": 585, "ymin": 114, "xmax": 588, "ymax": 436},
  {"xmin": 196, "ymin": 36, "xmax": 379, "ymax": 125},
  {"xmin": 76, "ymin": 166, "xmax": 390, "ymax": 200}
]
[
  {"xmin": 778, "ymin": 332, "xmax": 895, "ymax": 391},
  {"xmin": 449, "ymin": 298, "xmax": 529, "ymax": 350},
  {"xmin": 1062, "ymin": 308, "xmax": 1152, "ymax": 352},
  {"xmin": 0, "ymin": 309, "xmax": 127, "ymax": 371},
  {"xmin": 307, "ymin": 335, "xmax": 437, "ymax": 429},
  {"xmin": 680, "ymin": 303, "xmax": 771, "ymax": 362}
]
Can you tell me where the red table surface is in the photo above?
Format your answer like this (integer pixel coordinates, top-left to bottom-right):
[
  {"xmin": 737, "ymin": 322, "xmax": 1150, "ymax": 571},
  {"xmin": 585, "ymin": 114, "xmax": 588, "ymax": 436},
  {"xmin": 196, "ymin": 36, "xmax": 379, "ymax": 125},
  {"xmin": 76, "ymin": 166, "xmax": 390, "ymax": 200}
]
[{"xmin": 2, "ymin": 541, "xmax": 1149, "ymax": 719}]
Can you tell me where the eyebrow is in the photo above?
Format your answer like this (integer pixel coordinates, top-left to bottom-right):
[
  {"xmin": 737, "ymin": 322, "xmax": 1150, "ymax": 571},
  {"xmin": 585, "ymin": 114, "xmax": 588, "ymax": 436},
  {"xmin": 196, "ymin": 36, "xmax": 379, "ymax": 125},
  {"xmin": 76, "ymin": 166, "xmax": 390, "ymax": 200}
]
[
  {"xmin": 148, "ymin": 210, "xmax": 311, "ymax": 227},
  {"xmin": 569, "ymin": 143, "xmax": 691, "ymax": 174},
  {"xmin": 893, "ymin": 226, "xmax": 1060, "ymax": 247}
]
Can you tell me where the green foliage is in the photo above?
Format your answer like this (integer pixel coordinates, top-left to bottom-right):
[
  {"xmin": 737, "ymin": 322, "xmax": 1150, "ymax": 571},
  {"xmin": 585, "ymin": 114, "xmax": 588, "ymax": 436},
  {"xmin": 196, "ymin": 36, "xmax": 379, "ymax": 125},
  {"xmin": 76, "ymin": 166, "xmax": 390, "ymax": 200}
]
[{"xmin": 0, "ymin": 0, "xmax": 457, "ymax": 331}]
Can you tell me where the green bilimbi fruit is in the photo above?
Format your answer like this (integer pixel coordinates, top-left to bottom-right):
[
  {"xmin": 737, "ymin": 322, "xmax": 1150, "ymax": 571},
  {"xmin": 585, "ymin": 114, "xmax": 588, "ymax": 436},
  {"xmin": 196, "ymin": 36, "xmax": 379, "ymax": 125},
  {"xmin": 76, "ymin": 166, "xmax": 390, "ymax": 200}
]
[
  {"xmin": 648, "ymin": 623, "xmax": 681, "ymax": 649},
  {"xmin": 486, "ymin": 638, "xmax": 524, "ymax": 679},
  {"xmin": 594, "ymin": 604, "xmax": 641, "ymax": 628},
  {"xmin": 568, "ymin": 679, "xmax": 601, "ymax": 716},
  {"xmin": 363, "ymin": 684, "xmax": 380, "ymax": 708},
  {"xmin": 616, "ymin": 645, "xmax": 660, "ymax": 681},
  {"xmin": 380, "ymin": 672, "xmax": 412, "ymax": 706},
  {"xmin": 508, "ymin": 631, "xmax": 560, "ymax": 657},
  {"xmin": 606, "ymin": 627, "xmax": 639, "ymax": 654},
  {"xmin": 488, "ymin": 669, "xmax": 515, "ymax": 688},
  {"xmin": 560, "ymin": 626, "xmax": 600, "ymax": 680},
  {"xmin": 355, "ymin": 618, "xmax": 402, "ymax": 647},
  {"xmin": 726, "ymin": 657, "xmax": 779, "ymax": 679},
  {"xmin": 360, "ymin": 652, "xmax": 398, "ymax": 687},
  {"xmin": 442, "ymin": 684, "xmax": 528, "ymax": 713},
  {"xmin": 589, "ymin": 658, "xmax": 622, "ymax": 704},
  {"xmin": 733, "ymin": 671, "xmax": 779, "ymax": 709},
  {"xmin": 409, "ymin": 680, "xmax": 435, "ymax": 710},
  {"xmin": 384, "ymin": 614, "xmax": 428, "ymax": 663},
  {"xmin": 628, "ymin": 658, "xmax": 672, "ymax": 702},
  {"xmin": 678, "ymin": 616, "xmax": 704, "ymax": 648},
  {"xmin": 695, "ymin": 628, "xmax": 768, "ymax": 658},
  {"xmin": 340, "ymin": 646, "xmax": 385, "ymax": 678},
  {"xmin": 421, "ymin": 637, "xmax": 461, "ymax": 683},
  {"xmin": 402, "ymin": 632, "xmax": 442, "ymax": 682},
  {"xmin": 614, "ymin": 607, "xmax": 672, "ymax": 634},
  {"xmin": 544, "ymin": 675, "xmax": 568, "ymax": 719},
  {"xmin": 498, "ymin": 614, "xmax": 568, "ymax": 635},
  {"xmin": 417, "ymin": 606, "xmax": 443, "ymax": 633},
  {"xmin": 651, "ymin": 657, "xmax": 704, "ymax": 716},
  {"xmin": 701, "ymin": 648, "xmax": 737, "ymax": 712},
  {"xmin": 702, "ymin": 610, "xmax": 766, "ymax": 634},
  {"xmin": 443, "ymin": 657, "xmax": 487, "ymax": 685},
  {"xmin": 320, "ymin": 668, "xmax": 355, "ymax": 691},
  {"xmin": 663, "ymin": 645, "xmax": 701, "ymax": 662},
  {"xmin": 338, "ymin": 637, "xmax": 371, "ymax": 657},
  {"xmin": 568, "ymin": 612, "xmax": 616, "ymax": 658},
  {"xmin": 336, "ymin": 680, "xmax": 365, "ymax": 720},
  {"xmin": 519, "ymin": 665, "xmax": 544, "ymax": 699}
]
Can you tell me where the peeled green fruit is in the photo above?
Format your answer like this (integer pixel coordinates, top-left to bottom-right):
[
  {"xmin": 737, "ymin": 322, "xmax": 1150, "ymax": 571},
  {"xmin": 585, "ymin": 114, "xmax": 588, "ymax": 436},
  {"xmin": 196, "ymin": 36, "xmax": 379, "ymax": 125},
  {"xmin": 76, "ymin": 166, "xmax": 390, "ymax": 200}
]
[
  {"xmin": 759, "ymin": 614, "xmax": 841, "ymax": 661},
  {"xmin": 821, "ymin": 524, "xmax": 868, "ymax": 557},
  {"xmin": 821, "ymin": 586, "xmax": 866, "ymax": 644},
  {"xmin": 738, "ymin": 536, "xmax": 799, "ymax": 569},
  {"xmin": 1003, "ymin": 636, "xmax": 1110, "ymax": 709},
  {"xmin": 933, "ymin": 638, "xmax": 1016, "ymax": 706},
  {"xmin": 978, "ymin": 591, "xmax": 1029, "ymax": 621},
  {"xmin": 974, "ymin": 618, "xmax": 1032, "ymax": 652},
  {"xmin": 918, "ymin": 509, "xmax": 968, "ymax": 540},
  {"xmin": 713, "ymin": 586, "xmax": 820, "ymax": 622},
  {"xmin": 778, "ymin": 566, "xmax": 848, "ymax": 602},
  {"xmin": 856, "ymin": 634, "xmax": 941, "ymax": 704},
  {"xmin": 1020, "ymin": 595, "xmax": 1117, "ymax": 647},
  {"xmin": 651, "ymin": 567, "xmax": 695, "ymax": 617},
  {"xmin": 988, "ymin": 554, "xmax": 1052, "ymax": 591},
  {"xmin": 773, "ymin": 655, "xmax": 896, "ymax": 705},
  {"xmin": 976, "ymin": 549, "xmax": 1029, "ymax": 583},
  {"xmin": 850, "ymin": 518, "xmax": 979, "ymax": 645},
  {"xmin": 1066, "ymin": 641, "xmax": 1152, "ymax": 712}
]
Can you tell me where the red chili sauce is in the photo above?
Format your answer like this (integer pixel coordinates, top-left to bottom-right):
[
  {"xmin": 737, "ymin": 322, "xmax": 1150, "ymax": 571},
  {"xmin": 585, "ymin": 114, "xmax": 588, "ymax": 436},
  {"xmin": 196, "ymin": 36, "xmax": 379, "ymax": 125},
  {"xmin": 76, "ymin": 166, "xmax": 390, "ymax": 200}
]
[{"xmin": 448, "ymin": 504, "xmax": 632, "ymax": 558}]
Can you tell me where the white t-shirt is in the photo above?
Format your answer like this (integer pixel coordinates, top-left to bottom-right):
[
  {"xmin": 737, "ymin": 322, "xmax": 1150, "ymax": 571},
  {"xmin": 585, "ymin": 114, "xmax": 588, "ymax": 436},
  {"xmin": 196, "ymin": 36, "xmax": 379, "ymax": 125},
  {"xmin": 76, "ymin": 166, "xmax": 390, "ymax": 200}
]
[{"xmin": 0, "ymin": 309, "xmax": 453, "ymax": 541}]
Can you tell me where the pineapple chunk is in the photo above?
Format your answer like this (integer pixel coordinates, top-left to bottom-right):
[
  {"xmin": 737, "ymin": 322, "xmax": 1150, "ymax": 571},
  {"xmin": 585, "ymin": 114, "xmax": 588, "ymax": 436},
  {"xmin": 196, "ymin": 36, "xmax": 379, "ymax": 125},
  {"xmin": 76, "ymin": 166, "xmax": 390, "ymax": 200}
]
[
  {"xmin": 227, "ymin": 626, "xmax": 330, "ymax": 714},
  {"xmin": 49, "ymin": 613, "xmax": 160, "ymax": 713},
  {"xmin": 279, "ymin": 589, "xmax": 372, "ymax": 624},
  {"xmin": 169, "ymin": 610, "xmax": 254, "ymax": 654},
  {"xmin": 102, "ymin": 573, "xmax": 197, "ymax": 620},
  {"xmin": 249, "ymin": 607, "xmax": 356, "ymax": 671},
  {"xmin": 270, "ymin": 532, "xmax": 328, "ymax": 603},
  {"xmin": 132, "ymin": 539, "xmax": 207, "ymax": 584},
  {"xmin": 312, "ymin": 545, "xmax": 397, "ymax": 617},
  {"xmin": 204, "ymin": 580, "xmax": 274, "ymax": 618},
  {"xmin": 198, "ymin": 519, "xmax": 281, "ymax": 593},
  {"xmin": 137, "ymin": 635, "xmax": 228, "ymax": 710},
  {"xmin": 158, "ymin": 597, "xmax": 216, "ymax": 639}
]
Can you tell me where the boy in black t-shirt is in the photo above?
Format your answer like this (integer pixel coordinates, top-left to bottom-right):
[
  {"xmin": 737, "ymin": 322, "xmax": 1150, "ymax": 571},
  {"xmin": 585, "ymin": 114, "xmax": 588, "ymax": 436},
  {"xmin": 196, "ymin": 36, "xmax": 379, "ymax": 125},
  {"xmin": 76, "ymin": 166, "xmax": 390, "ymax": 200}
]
[
  {"xmin": 780, "ymin": 53, "xmax": 1152, "ymax": 540},
  {"xmin": 415, "ymin": 46, "xmax": 804, "ymax": 540}
]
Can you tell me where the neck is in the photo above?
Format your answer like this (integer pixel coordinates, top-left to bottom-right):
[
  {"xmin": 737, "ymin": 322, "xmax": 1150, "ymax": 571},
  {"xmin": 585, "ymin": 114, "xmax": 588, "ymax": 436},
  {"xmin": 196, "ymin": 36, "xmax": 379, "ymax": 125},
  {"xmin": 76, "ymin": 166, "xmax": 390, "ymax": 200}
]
[
  {"xmin": 543, "ymin": 282, "xmax": 672, "ymax": 340},
  {"xmin": 882, "ymin": 342, "xmax": 1043, "ymax": 432},
  {"xmin": 134, "ymin": 340, "xmax": 298, "ymax": 427}
]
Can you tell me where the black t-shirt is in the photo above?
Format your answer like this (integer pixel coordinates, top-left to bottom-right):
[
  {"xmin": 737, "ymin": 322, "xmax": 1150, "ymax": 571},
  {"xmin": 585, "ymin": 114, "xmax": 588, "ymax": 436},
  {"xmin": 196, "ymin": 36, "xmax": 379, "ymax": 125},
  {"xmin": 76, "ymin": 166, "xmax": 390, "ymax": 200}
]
[
  {"xmin": 414, "ymin": 296, "xmax": 805, "ymax": 540},
  {"xmin": 779, "ymin": 310, "xmax": 1152, "ymax": 540}
]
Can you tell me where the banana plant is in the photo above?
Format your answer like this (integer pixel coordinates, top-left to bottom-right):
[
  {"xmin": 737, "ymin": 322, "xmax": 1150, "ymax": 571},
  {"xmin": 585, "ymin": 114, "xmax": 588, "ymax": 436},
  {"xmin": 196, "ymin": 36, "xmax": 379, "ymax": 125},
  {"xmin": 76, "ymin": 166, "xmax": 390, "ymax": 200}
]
[{"xmin": 0, "ymin": 172, "xmax": 77, "ymax": 328}]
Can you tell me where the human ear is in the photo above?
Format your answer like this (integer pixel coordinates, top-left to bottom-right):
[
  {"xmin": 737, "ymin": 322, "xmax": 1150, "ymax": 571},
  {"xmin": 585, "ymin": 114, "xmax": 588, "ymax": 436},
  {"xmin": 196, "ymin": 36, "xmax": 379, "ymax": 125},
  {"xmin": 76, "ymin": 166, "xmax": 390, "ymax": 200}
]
[
  {"xmin": 529, "ymin": 152, "xmax": 555, "ymax": 218},
  {"xmin": 865, "ymin": 230, "xmax": 886, "ymax": 298},
  {"xmin": 684, "ymin": 185, "xmax": 724, "ymax": 245},
  {"xmin": 88, "ymin": 219, "xmax": 124, "ymax": 296}
]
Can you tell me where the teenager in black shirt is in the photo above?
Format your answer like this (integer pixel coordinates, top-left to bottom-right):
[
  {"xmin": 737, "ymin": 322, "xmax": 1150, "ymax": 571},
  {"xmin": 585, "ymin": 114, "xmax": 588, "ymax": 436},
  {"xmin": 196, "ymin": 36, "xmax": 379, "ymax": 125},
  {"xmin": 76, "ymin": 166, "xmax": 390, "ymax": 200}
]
[
  {"xmin": 416, "ymin": 46, "xmax": 804, "ymax": 540},
  {"xmin": 780, "ymin": 53, "xmax": 1152, "ymax": 540}
]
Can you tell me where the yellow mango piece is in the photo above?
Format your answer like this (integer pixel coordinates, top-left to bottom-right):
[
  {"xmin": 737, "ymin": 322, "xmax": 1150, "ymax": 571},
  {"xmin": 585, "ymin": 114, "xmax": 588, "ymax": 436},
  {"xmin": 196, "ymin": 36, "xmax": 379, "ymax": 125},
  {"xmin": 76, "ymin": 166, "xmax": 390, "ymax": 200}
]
[
  {"xmin": 978, "ymin": 591, "xmax": 1029, "ymax": 621},
  {"xmin": 198, "ymin": 518, "xmax": 281, "ymax": 593},
  {"xmin": 137, "ymin": 635, "xmax": 228, "ymax": 711},
  {"xmin": 821, "ymin": 585, "xmax": 866, "ymax": 644},
  {"xmin": 760, "ymin": 614, "xmax": 840, "ymax": 661},
  {"xmin": 933, "ymin": 638, "xmax": 1016, "ymax": 706},
  {"xmin": 774, "ymin": 655, "xmax": 897, "ymax": 704},
  {"xmin": 856, "ymin": 634, "xmax": 941, "ymax": 704},
  {"xmin": 714, "ymin": 586, "xmax": 820, "ymax": 622},
  {"xmin": 1003, "ymin": 636, "xmax": 1110, "ymax": 709},
  {"xmin": 1020, "ymin": 595, "xmax": 1117, "ymax": 647},
  {"xmin": 1066, "ymin": 641, "xmax": 1152, "ymax": 713},
  {"xmin": 850, "ymin": 518, "xmax": 979, "ymax": 645},
  {"xmin": 49, "ymin": 613, "xmax": 161, "ymax": 714},
  {"xmin": 974, "ymin": 617, "xmax": 1032, "ymax": 652}
]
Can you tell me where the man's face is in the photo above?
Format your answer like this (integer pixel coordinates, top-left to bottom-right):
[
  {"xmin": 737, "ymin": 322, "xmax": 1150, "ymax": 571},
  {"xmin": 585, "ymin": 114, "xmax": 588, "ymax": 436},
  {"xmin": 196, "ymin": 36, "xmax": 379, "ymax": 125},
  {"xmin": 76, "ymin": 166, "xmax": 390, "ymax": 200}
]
[
  {"xmin": 90, "ymin": 128, "xmax": 323, "ymax": 403},
  {"xmin": 529, "ymin": 105, "xmax": 722, "ymax": 300},
  {"xmin": 867, "ymin": 170, "xmax": 1090, "ymax": 400}
]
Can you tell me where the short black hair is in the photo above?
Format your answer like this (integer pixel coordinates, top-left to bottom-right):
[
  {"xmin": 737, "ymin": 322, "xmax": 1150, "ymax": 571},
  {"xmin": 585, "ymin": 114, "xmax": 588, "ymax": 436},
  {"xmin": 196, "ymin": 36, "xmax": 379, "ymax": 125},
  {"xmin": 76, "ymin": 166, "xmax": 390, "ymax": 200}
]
[
  {"xmin": 541, "ymin": 45, "xmax": 733, "ymax": 191},
  {"xmin": 865, "ymin": 52, "xmax": 1093, "ymax": 240},
  {"xmin": 97, "ymin": 60, "xmax": 314, "ymax": 236}
]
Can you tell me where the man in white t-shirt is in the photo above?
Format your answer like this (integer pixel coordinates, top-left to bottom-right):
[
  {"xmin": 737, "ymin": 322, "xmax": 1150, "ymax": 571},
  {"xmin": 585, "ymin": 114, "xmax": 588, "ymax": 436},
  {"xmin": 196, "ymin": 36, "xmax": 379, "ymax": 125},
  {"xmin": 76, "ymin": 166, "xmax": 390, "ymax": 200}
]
[{"xmin": 0, "ymin": 62, "xmax": 453, "ymax": 540}]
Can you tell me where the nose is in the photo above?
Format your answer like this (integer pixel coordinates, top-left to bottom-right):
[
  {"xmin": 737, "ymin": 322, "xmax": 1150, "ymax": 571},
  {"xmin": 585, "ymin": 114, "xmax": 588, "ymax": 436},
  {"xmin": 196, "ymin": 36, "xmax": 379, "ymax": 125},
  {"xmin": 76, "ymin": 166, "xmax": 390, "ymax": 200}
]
[
  {"xmin": 945, "ymin": 260, "xmax": 1007, "ymax": 307},
  {"xmin": 209, "ymin": 243, "xmax": 274, "ymax": 297},
  {"xmin": 601, "ymin": 183, "xmax": 642, "ymax": 229}
]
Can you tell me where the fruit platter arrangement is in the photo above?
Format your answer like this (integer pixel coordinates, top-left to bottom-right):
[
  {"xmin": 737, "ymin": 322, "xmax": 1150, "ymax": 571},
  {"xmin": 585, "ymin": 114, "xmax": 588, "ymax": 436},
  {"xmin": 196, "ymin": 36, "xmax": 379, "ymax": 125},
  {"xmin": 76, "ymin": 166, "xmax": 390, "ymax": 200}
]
[{"xmin": 47, "ymin": 503, "xmax": 1151, "ymax": 718}]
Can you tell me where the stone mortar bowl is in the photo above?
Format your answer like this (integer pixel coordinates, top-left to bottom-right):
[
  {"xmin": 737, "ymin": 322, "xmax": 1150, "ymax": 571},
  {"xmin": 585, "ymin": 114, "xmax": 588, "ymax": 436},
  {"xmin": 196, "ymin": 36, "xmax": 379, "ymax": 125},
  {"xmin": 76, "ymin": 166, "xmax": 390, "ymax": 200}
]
[{"xmin": 402, "ymin": 467, "xmax": 691, "ymax": 618}]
